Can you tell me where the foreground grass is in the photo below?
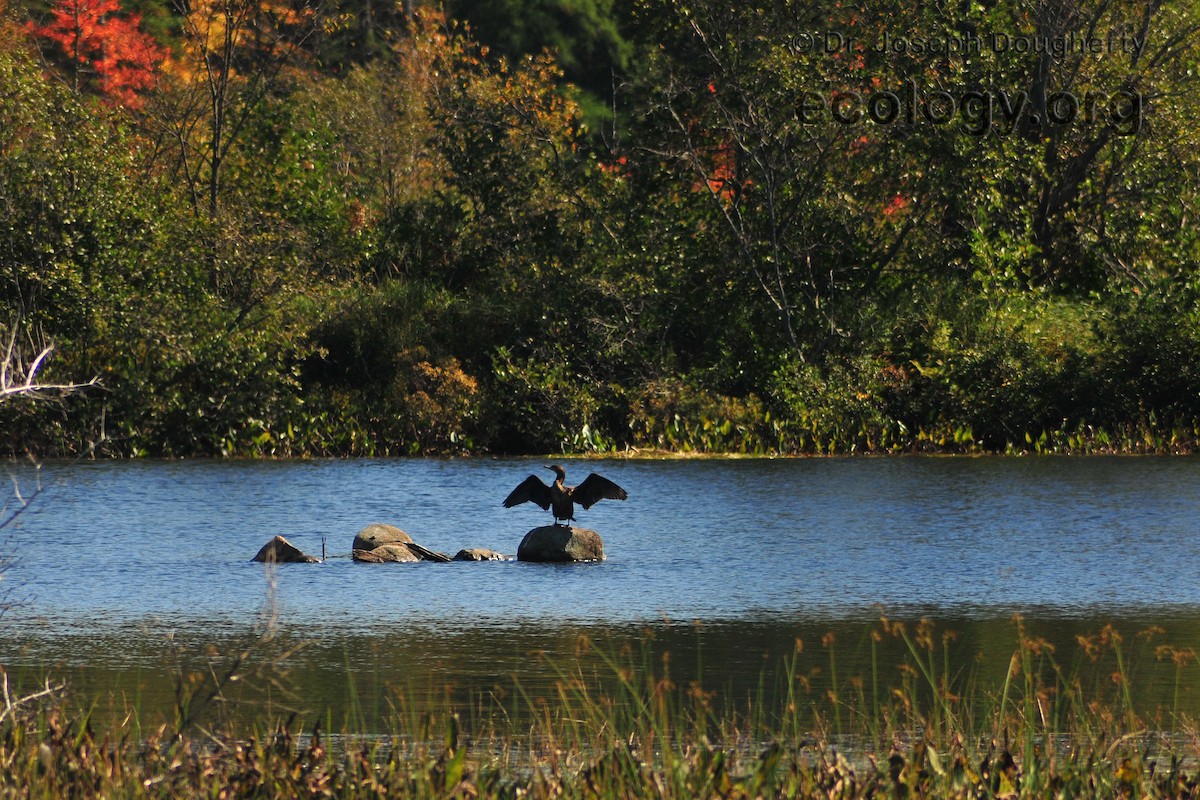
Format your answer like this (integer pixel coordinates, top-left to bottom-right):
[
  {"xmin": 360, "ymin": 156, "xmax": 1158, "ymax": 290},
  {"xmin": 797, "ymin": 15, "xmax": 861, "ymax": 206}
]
[{"xmin": 2, "ymin": 618, "xmax": 1198, "ymax": 798}]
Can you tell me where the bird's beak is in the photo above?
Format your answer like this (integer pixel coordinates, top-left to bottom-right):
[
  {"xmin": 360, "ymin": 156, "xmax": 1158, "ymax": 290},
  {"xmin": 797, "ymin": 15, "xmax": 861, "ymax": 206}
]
[{"xmin": 544, "ymin": 466, "xmax": 554, "ymax": 472}]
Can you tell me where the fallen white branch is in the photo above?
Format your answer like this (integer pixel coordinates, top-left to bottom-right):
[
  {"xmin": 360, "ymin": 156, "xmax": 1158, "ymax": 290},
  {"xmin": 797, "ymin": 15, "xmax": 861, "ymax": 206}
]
[
  {"xmin": 0, "ymin": 669, "xmax": 65, "ymax": 726},
  {"xmin": 0, "ymin": 325, "xmax": 98, "ymax": 401}
]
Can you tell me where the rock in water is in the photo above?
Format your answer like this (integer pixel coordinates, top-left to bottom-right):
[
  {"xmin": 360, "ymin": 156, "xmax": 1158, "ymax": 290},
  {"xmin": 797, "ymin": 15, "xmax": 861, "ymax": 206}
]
[
  {"xmin": 352, "ymin": 543, "xmax": 419, "ymax": 563},
  {"xmin": 252, "ymin": 535, "xmax": 319, "ymax": 563},
  {"xmin": 351, "ymin": 524, "xmax": 449, "ymax": 563},
  {"xmin": 453, "ymin": 548, "xmax": 510, "ymax": 562},
  {"xmin": 517, "ymin": 526, "xmax": 605, "ymax": 563},
  {"xmin": 352, "ymin": 523, "xmax": 413, "ymax": 552}
]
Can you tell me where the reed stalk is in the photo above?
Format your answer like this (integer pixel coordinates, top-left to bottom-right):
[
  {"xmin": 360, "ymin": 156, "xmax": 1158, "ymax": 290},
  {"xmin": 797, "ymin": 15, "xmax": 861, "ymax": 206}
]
[{"xmin": 1, "ymin": 616, "xmax": 1197, "ymax": 798}]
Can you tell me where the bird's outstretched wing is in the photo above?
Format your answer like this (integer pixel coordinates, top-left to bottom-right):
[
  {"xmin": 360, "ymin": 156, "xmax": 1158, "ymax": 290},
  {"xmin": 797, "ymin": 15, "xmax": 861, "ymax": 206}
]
[
  {"xmin": 572, "ymin": 473, "xmax": 628, "ymax": 509},
  {"xmin": 503, "ymin": 475, "xmax": 553, "ymax": 510}
]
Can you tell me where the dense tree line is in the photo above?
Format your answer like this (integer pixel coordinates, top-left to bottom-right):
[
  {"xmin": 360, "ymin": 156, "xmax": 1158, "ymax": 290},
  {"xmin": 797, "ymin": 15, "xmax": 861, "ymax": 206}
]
[{"xmin": 1, "ymin": 0, "xmax": 1198, "ymax": 457}]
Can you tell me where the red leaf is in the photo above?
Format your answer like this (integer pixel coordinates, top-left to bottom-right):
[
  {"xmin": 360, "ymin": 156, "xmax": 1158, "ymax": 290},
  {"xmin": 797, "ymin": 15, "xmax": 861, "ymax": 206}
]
[{"xmin": 27, "ymin": 0, "xmax": 167, "ymax": 108}]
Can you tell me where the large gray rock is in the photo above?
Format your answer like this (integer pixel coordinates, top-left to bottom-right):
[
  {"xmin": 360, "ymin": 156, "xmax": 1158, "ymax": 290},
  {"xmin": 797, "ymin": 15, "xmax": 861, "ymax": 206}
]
[
  {"xmin": 252, "ymin": 535, "xmax": 320, "ymax": 563},
  {"xmin": 351, "ymin": 523, "xmax": 450, "ymax": 564},
  {"xmin": 517, "ymin": 526, "xmax": 605, "ymax": 563},
  {"xmin": 453, "ymin": 548, "xmax": 510, "ymax": 562},
  {"xmin": 352, "ymin": 523, "xmax": 413, "ymax": 552},
  {"xmin": 352, "ymin": 543, "xmax": 419, "ymax": 563}
]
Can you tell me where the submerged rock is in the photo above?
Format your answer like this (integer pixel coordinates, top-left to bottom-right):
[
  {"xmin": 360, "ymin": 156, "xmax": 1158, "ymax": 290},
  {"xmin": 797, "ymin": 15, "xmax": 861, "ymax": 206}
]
[
  {"xmin": 352, "ymin": 523, "xmax": 413, "ymax": 552},
  {"xmin": 351, "ymin": 522, "xmax": 498, "ymax": 564},
  {"xmin": 516, "ymin": 526, "xmax": 605, "ymax": 563},
  {"xmin": 252, "ymin": 535, "xmax": 320, "ymax": 563},
  {"xmin": 352, "ymin": 543, "xmax": 419, "ymax": 563},
  {"xmin": 351, "ymin": 527, "xmax": 449, "ymax": 563},
  {"xmin": 453, "ymin": 548, "xmax": 510, "ymax": 562}
]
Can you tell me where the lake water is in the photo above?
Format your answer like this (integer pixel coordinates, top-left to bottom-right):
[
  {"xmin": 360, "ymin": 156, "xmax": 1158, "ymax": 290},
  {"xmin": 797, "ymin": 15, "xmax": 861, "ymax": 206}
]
[{"xmin": 2, "ymin": 455, "xmax": 1199, "ymax": 730}]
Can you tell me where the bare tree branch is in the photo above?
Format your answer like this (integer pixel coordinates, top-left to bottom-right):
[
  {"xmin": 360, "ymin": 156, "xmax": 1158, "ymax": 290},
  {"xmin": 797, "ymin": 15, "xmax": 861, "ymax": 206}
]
[
  {"xmin": 0, "ymin": 670, "xmax": 65, "ymax": 727},
  {"xmin": 0, "ymin": 321, "xmax": 98, "ymax": 402}
]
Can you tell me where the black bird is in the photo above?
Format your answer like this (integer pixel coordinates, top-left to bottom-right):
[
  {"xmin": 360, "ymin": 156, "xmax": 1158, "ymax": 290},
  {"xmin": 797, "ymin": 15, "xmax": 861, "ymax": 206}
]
[{"xmin": 503, "ymin": 464, "xmax": 628, "ymax": 527}]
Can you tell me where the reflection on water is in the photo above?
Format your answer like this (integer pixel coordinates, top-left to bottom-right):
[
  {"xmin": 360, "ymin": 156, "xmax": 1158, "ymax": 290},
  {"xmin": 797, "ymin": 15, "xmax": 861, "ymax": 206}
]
[
  {"xmin": 5, "ymin": 614, "xmax": 1198, "ymax": 733},
  {"xmin": 1, "ymin": 456, "xmax": 1199, "ymax": 729}
]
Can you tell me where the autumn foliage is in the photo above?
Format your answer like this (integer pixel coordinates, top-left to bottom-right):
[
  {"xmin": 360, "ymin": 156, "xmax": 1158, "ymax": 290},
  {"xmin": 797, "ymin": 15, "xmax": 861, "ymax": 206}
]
[
  {"xmin": 26, "ymin": 0, "xmax": 166, "ymax": 107},
  {"xmin": 3, "ymin": 0, "xmax": 1200, "ymax": 457}
]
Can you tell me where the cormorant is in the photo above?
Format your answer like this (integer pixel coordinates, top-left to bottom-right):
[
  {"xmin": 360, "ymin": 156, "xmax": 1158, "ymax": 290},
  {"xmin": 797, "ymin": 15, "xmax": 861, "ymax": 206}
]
[{"xmin": 503, "ymin": 465, "xmax": 628, "ymax": 527}]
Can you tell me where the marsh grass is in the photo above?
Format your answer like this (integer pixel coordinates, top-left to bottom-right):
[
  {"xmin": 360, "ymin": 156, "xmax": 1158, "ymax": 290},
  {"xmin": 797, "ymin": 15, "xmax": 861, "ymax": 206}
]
[{"xmin": 0, "ymin": 616, "xmax": 1198, "ymax": 798}]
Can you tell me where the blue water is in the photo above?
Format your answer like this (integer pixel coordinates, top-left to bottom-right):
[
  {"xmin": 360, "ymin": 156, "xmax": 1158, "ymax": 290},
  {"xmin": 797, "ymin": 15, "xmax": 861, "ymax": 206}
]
[
  {"xmin": 2, "ymin": 455, "xmax": 1197, "ymax": 634},
  {"xmin": 3, "ymin": 455, "xmax": 1199, "ymax": 726}
]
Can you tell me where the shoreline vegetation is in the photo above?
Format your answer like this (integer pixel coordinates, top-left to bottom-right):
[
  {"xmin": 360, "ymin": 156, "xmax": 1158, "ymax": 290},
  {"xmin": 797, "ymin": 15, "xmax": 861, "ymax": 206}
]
[
  {"xmin": 2, "ymin": 0, "xmax": 1199, "ymax": 461},
  {"xmin": 2, "ymin": 617, "xmax": 1198, "ymax": 798},
  {"xmin": 4, "ymin": 0, "xmax": 1200, "ymax": 783}
]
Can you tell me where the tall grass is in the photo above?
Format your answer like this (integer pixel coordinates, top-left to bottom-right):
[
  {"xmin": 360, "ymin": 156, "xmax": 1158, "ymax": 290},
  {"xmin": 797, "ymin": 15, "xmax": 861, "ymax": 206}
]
[{"xmin": 0, "ymin": 616, "xmax": 1197, "ymax": 798}]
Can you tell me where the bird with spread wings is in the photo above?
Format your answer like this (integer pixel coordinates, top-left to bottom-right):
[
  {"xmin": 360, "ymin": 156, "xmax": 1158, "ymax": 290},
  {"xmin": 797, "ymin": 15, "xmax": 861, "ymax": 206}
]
[{"xmin": 503, "ymin": 464, "xmax": 627, "ymax": 527}]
